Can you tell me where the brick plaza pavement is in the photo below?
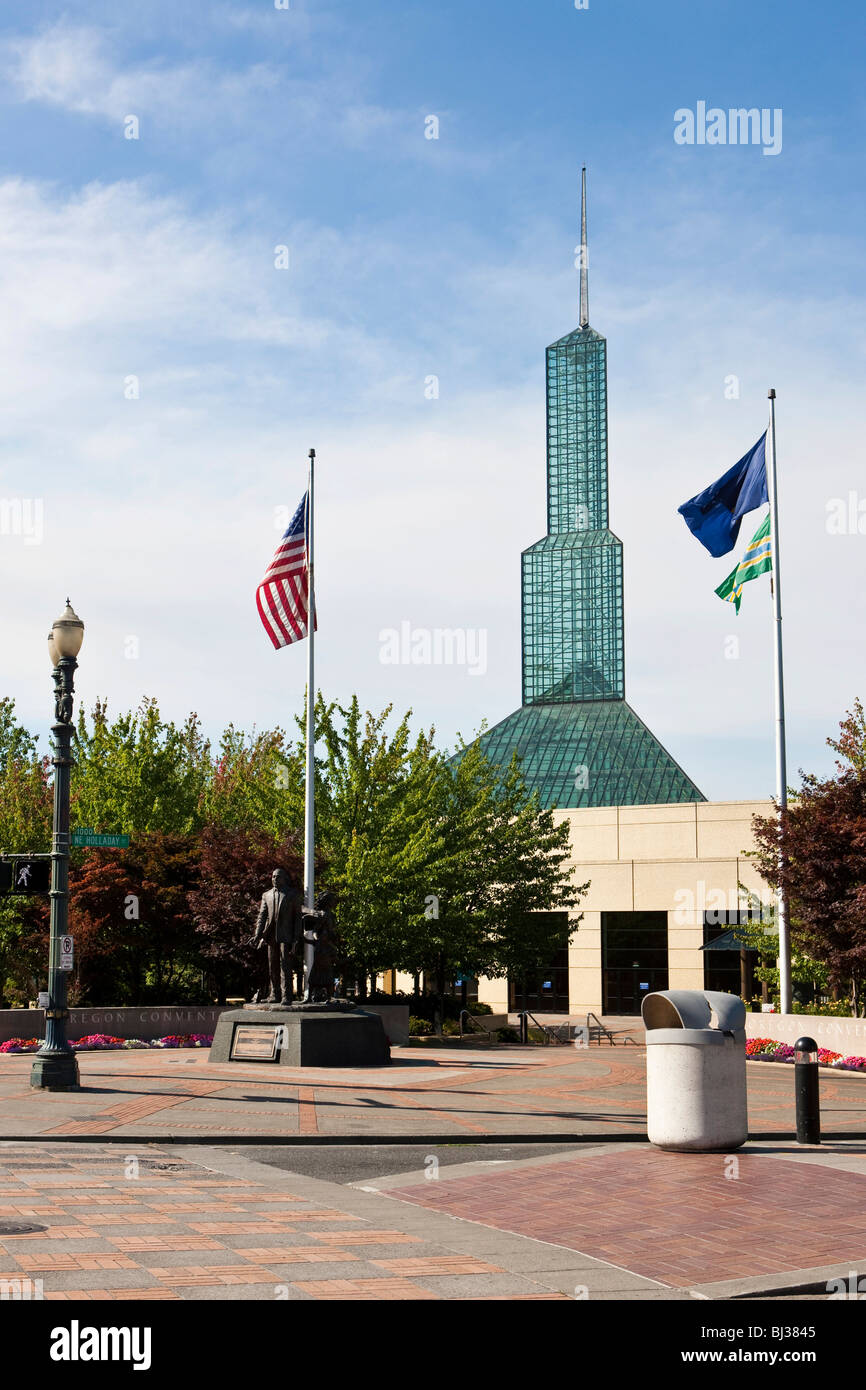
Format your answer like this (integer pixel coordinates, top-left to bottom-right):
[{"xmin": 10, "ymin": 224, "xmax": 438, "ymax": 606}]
[
  {"xmin": 0, "ymin": 1138, "xmax": 865, "ymax": 1301},
  {"xmin": 2, "ymin": 1044, "xmax": 865, "ymax": 1300},
  {"xmin": 377, "ymin": 1143, "xmax": 866, "ymax": 1294},
  {"xmin": 1, "ymin": 1044, "xmax": 865, "ymax": 1141}
]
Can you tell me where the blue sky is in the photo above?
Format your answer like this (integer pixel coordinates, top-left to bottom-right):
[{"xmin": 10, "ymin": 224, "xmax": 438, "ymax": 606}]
[{"xmin": 0, "ymin": 1, "xmax": 864, "ymax": 801}]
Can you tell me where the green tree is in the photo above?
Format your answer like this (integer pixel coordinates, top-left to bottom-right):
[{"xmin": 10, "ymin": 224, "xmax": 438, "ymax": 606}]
[
  {"xmin": 201, "ymin": 723, "xmax": 303, "ymax": 841},
  {"xmin": 403, "ymin": 738, "xmax": 585, "ymax": 1013},
  {"xmin": 314, "ymin": 696, "xmax": 443, "ymax": 996},
  {"xmin": 0, "ymin": 700, "xmax": 52, "ymax": 1005},
  {"xmin": 727, "ymin": 886, "xmax": 832, "ymax": 1004},
  {"xmin": 72, "ymin": 698, "xmax": 211, "ymax": 836}
]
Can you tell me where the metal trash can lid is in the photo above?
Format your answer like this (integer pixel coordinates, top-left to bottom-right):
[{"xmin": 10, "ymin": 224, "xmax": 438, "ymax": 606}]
[{"xmin": 641, "ymin": 989, "xmax": 746, "ymax": 1034}]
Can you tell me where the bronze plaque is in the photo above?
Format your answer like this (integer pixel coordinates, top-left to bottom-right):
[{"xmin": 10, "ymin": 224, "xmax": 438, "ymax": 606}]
[{"xmin": 231, "ymin": 1024, "xmax": 281, "ymax": 1061}]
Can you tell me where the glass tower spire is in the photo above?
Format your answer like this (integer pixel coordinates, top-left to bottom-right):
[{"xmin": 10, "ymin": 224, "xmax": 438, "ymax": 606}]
[{"xmin": 471, "ymin": 170, "xmax": 704, "ymax": 808}]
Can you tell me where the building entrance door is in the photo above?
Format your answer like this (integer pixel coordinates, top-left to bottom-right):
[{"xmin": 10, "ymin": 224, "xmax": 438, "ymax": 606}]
[
  {"xmin": 602, "ymin": 966, "xmax": 668, "ymax": 1015},
  {"xmin": 601, "ymin": 911, "xmax": 668, "ymax": 1015},
  {"xmin": 509, "ymin": 915, "xmax": 571, "ymax": 1014}
]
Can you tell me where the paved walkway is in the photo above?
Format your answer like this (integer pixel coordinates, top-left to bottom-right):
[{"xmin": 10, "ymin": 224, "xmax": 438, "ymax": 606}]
[
  {"xmin": 3, "ymin": 1045, "xmax": 865, "ymax": 1300},
  {"xmin": 376, "ymin": 1142, "xmax": 866, "ymax": 1295},
  {"xmin": 0, "ymin": 1138, "xmax": 864, "ymax": 1301},
  {"xmin": 1, "ymin": 1045, "xmax": 864, "ymax": 1140}
]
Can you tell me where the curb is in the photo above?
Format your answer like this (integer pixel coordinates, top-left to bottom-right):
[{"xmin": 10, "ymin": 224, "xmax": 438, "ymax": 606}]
[
  {"xmin": 0, "ymin": 1130, "xmax": 864, "ymax": 1145},
  {"xmin": 0, "ymin": 1132, "xmax": 649, "ymax": 1146}
]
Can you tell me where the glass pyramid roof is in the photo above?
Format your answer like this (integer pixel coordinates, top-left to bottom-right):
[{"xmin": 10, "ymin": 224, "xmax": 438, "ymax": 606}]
[{"xmin": 474, "ymin": 700, "xmax": 705, "ymax": 809}]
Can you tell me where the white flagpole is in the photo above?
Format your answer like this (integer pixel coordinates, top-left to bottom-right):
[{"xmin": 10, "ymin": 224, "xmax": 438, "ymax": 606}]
[
  {"xmin": 765, "ymin": 391, "xmax": 792, "ymax": 1012},
  {"xmin": 303, "ymin": 448, "xmax": 316, "ymax": 990}
]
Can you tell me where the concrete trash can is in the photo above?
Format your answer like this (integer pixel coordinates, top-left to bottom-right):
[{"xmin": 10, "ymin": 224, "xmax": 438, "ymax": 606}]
[{"xmin": 640, "ymin": 990, "xmax": 748, "ymax": 1151}]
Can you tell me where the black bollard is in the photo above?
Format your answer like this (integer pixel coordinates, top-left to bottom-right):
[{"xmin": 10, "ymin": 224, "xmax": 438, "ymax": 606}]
[
  {"xmin": 519, "ymin": 1013, "xmax": 528, "ymax": 1046},
  {"xmin": 794, "ymin": 1036, "xmax": 821, "ymax": 1145}
]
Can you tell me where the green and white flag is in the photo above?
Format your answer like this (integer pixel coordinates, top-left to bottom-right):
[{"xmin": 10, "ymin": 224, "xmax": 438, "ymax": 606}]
[{"xmin": 715, "ymin": 512, "xmax": 772, "ymax": 614}]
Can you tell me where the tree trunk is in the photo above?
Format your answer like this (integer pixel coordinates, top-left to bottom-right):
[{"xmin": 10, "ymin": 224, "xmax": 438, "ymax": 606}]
[
  {"xmin": 434, "ymin": 958, "xmax": 446, "ymax": 1037},
  {"xmin": 739, "ymin": 949, "xmax": 749, "ymax": 1000}
]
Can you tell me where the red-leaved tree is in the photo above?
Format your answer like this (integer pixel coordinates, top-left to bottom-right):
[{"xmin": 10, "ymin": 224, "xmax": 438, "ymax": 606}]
[
  {"xmin": 188, "ymin": 824, "xmax": 305, "ymax": 1001},
  {"xmin": 69, "ymin": 833, "xmax": 200, "ymax": 1005},
  {"xmin": 751, "ymin": 700, "xmax": 866, "ymax": 1015}
]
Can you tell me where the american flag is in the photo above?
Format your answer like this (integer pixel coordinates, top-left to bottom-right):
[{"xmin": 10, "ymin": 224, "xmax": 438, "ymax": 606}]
[{"xmin": 256, "ymin": 493, "xmax": 313, "ymax": 649}]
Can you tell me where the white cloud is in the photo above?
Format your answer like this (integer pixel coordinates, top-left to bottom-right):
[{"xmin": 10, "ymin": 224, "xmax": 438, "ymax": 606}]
[
  {"xmin": 2, "ymin": 23, "xmax": 280, "ymax": 125},
  {"xmin": 0, "ymin": 165, "xmax": 861, "ymax": 804},
  {"xmin": 0, "ymin": 20, "xmax": 440, "ymax": 161}
]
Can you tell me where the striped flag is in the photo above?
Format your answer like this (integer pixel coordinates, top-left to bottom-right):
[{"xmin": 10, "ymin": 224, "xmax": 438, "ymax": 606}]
[
  {"xmin": 715, "ymin": 511, "xmax": 772, "ymax": 614},
  {"xmin": 256, "ymin": 493, "xmax": 314, "ymax": 648}
]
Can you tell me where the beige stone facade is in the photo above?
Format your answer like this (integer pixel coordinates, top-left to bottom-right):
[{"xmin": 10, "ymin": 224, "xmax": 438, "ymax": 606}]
[{"xmin": 478, "ymin": 799, "xmax": 774, "ymax": 1015}]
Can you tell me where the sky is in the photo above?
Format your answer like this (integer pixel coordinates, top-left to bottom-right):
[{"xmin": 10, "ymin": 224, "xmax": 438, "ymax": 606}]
[{"xmin": 0, "ymin": 0, "xmax": 864, "ymax": 800}]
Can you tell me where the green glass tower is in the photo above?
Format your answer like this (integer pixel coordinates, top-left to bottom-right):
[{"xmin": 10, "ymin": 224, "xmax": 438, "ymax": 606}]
[{"xmin": 474, "ymin": 170, "xmax": 704, "ymax": 808}]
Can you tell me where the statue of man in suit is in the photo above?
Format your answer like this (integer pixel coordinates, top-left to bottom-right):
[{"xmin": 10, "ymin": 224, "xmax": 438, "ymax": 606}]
[{"xmin": 249, "ymin": 868, "xmax": 303, "ymax": 1005}]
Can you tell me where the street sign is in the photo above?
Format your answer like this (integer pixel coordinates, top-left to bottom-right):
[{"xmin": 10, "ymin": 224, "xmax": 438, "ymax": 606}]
[
  {"xmin": 70, "ymin": 828, "xmax": 130, "ymax": 849},
  {"xmin": 59, "ymin": 936, "xmax": 74, "ymax": 972},
  {"xmin": 0, "ymin": 858, "xmax": 51, "ymax": 895}
]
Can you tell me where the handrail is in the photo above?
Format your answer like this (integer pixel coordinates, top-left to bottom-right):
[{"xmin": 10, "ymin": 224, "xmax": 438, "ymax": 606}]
[
  {"xmin": 585, "ymin": 1011, "xmax": 638, "ymax": 1046},
  {"xmin": 459, "ymin": 1009, "xmax": 496, "ymax": 1044},
  {"xmin": 516, "ymin": 1010, "xmax": 572, "ymax": 1045},
  {"xmin": 585, "ymin": 1010, "xmax": 615, "ymax": 1045}
]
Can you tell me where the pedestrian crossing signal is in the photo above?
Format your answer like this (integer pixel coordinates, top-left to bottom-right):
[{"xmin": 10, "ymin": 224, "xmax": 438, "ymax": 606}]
[{"xmin": 0, "ymin": 859, "xmax": 51, "ymax": 894}]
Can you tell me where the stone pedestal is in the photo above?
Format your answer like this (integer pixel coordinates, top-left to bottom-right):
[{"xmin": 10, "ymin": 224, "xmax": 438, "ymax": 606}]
[{"xmin": 208, "ymin": 1000, "xmax": 390, "ymax": 1068}]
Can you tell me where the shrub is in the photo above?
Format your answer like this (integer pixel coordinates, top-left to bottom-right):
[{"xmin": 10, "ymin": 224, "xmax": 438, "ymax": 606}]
[
  {"xmin": 497, "ymin": 1027, "xmax": 521, "ymax": 1043},
  {"xmin": 391, "ymin": 993, "xmax": 486, "ymax": 1024},
  {"xmin": 408, "ymin": 1016, "xmax": 432, "ymax": 1036},
  {"xmin": 791, "ymin": 1000, "xmax": 852, "ymax": 1017}
]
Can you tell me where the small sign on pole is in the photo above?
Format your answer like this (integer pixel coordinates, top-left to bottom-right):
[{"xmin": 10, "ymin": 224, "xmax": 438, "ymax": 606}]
[{"xmin": 59, "ymin": 936, "xmax": 74, "ymax": 972}]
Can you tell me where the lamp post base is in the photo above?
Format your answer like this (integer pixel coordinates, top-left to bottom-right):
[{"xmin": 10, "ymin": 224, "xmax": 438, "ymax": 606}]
[{"xmin": 30, "ymin": 1051, "xmax": 80, "ymax": 1091}]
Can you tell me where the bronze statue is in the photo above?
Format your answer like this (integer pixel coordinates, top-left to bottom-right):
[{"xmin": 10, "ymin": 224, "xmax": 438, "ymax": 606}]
[
  {"xmin": 249, "ymin": 868, "xmax": 303, "ymax": 1005},
  {"xmin": 302, "ymin": 891, "xmax": 340, "ymax": 1004}
]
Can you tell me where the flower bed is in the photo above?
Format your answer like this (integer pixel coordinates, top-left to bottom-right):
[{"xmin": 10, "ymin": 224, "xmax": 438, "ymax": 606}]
[
  {"xmin": 747, "ymin": 1036, "xmax": 866, "ymax": 1073},
  {"xmin": 0, "ymin": 1033, "xmax": 213, "ymax": 1054}
]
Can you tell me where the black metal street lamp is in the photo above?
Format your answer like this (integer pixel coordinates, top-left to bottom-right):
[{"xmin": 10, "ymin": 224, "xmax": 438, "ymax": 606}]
[{"xmin": 30, "ymin": 601, "xmax": 84, "ymax": 1092}]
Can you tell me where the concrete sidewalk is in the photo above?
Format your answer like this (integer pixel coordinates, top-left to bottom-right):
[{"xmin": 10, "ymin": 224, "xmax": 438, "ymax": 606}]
[
  {"xmin": 1, "ymin": 1044, "xmax": 865, "ymax": 1141},
  {"xmin": 0, "ymin": 1138, "xmax": 863, "ymax": 1301}
]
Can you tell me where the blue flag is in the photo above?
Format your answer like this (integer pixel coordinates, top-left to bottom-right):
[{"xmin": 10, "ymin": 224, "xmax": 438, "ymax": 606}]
[{"xmin": 678, "ymin": 432, "xmax": 768, "ymax": 557}]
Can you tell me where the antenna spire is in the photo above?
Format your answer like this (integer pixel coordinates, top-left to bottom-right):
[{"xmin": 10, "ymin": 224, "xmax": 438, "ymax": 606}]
[{"xmin": 579, "ymin": 166, "xmax": 589, "ymax": 329}]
